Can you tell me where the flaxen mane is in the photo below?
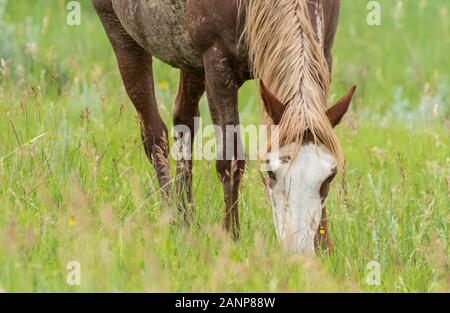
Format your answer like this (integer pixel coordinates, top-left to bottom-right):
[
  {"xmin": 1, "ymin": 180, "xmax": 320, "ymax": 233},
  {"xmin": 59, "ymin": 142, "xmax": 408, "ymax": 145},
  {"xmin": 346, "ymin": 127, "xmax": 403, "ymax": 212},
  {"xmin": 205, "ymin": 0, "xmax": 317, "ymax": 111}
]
[{"xmin": 238, "ymin": 0, "xmax": 343, "ymax": 165}]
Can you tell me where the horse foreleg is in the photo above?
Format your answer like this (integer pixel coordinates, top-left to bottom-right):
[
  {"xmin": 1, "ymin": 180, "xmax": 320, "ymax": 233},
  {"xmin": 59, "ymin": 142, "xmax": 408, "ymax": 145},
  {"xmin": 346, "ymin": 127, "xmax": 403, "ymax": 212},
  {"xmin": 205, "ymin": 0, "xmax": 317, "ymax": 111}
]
[
  {"xmin": 93, "ymin": 0, "xmax": 171, "ymax": 194},
  {"xmin": 203, "ymin": 45, "xmax": 245, "ymax": 240},
  {"xmin": 173, "ymin": 70, "xmax": 205, "ymax": 223}
]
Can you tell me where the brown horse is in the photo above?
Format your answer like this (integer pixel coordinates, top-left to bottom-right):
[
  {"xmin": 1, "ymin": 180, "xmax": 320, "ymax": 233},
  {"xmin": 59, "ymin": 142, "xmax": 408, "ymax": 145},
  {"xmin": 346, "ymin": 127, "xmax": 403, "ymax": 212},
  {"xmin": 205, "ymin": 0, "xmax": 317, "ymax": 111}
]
[{"xmin": 92, "ymin": 0, "xmax": 355, "ymax": 254}]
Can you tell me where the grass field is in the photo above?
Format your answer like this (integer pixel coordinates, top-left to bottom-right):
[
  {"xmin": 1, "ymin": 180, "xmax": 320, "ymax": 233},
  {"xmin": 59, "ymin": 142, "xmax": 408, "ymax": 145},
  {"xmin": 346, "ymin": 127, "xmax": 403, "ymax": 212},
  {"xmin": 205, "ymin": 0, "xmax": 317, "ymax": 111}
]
[{"xmin": 0, "ymin": 0, "xmax": 449, "ymax": 292}]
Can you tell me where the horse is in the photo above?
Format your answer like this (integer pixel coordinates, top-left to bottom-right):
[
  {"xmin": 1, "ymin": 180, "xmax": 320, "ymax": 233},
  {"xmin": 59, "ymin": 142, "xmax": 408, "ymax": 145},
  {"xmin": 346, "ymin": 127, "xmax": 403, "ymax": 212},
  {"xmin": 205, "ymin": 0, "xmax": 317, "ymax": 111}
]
[{"xmin": 92, "ymin": 0, "xmax": 356, "ymax": 254}]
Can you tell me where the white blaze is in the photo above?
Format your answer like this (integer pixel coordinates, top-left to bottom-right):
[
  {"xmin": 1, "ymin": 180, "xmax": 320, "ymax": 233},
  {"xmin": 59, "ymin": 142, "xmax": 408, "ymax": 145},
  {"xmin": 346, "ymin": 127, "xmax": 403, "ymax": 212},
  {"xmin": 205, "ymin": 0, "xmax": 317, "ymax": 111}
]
[{"xmin": 267, "ymin": 143, "xmax": 337, "ymax": 254}]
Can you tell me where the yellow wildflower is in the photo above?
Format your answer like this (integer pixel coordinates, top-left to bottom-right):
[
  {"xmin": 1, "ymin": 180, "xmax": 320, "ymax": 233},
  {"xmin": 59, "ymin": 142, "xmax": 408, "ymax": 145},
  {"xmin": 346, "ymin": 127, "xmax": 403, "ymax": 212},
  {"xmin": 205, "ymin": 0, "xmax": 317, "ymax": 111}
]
[{"xmin": 159, "ymin": 81, "xmax": 169, "ymax": 90}]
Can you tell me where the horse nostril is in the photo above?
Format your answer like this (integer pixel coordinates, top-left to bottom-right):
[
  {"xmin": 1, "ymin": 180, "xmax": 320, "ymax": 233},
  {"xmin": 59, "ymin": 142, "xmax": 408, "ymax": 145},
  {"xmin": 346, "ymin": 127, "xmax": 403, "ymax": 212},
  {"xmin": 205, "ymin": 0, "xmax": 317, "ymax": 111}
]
[{"xmin": 268, "ymin": 170, "xmax": 277, "ymax": 181}]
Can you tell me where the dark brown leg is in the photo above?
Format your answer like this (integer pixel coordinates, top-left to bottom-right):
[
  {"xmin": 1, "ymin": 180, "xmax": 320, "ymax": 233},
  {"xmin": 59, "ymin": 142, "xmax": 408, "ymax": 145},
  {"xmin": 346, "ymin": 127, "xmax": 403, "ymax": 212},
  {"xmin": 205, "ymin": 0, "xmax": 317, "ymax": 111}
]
[
  {"xmin": 173, "ymin": 70, "xmax": 205, "ymax": 223},
  {"xmin": 315, "ymin": 207, "xmax": 333, "ymax": 253},
  {"xmin": 93, "ymin": 0, "xmax": 170, "ymax": 193},
  {"xmin": 203, "ymin": 45, "xmax": 245, "ymax": 240}
]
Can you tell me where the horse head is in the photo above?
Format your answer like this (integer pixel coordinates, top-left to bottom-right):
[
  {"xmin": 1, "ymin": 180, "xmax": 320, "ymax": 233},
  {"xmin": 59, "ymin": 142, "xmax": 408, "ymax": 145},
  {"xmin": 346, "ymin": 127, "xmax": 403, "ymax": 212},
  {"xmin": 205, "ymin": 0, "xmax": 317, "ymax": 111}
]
[{"xmin": 260, "ymin": 81, "xmax": 356, "ymax": 254}]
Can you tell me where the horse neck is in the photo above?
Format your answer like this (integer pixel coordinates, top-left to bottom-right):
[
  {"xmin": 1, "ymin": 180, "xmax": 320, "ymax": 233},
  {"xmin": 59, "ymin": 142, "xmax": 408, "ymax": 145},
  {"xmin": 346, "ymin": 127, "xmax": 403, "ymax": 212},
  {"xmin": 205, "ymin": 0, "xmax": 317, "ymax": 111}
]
[{"xmin": 240, "ymin": 0, "xmax": 343, "ymax": 165}]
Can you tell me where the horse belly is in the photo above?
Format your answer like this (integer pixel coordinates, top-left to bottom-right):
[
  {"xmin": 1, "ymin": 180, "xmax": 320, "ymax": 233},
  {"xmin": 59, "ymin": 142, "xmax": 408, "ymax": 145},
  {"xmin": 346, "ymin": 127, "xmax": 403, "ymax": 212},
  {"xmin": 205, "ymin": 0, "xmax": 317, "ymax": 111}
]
[{"xmin": 112, "ymin": 0, "xmax": 203, "ymax": 70}]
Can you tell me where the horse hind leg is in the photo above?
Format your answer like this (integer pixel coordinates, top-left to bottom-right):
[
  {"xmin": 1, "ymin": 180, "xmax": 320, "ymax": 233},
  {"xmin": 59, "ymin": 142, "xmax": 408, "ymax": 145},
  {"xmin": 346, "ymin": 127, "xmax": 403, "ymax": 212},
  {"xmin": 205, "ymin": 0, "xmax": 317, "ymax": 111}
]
[
  {"xmin": 173, "ymin": 70, "xmax": 205, "ymax": 223},
  {"xmin": 93, "ymin": 0, "xmax": 171, "ymax": 193}
]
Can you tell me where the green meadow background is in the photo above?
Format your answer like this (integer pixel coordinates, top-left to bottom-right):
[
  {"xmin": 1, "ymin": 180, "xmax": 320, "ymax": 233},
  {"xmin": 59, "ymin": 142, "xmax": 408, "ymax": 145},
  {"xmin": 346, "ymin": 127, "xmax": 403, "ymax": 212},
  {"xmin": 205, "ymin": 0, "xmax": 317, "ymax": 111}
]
[{"xmin": 0, "ymin": 0, "xmax": 448, "ymax": 292}]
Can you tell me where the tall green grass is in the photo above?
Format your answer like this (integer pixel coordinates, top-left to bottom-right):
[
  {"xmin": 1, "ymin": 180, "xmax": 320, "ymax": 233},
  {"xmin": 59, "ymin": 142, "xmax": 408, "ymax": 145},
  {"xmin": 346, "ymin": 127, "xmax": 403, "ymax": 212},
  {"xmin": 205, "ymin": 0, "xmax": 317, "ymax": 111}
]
[{"xmin": 0, "ymin": 0, "xmax": 448, "ymax": 291}]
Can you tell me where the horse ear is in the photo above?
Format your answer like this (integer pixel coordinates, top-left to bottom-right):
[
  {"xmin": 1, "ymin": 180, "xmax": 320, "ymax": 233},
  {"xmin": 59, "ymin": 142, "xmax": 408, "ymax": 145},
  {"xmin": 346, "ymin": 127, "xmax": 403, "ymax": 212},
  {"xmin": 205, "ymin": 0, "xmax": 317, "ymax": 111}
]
[
  {"xmin": 260, "ymin": 80, "xmax": 285, "ymax": 125},
  {"xmin": 326, "ymin": 85, "xmax": 356, "ymax": 128}
]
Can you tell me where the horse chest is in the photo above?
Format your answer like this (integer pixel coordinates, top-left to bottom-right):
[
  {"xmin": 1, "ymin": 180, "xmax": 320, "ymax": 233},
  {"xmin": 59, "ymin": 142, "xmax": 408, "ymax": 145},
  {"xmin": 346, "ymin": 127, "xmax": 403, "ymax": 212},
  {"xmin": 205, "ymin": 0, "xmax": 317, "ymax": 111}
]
[{"xmin": 112, "ymin": 0, "xmax": 203, "ymax": 70}]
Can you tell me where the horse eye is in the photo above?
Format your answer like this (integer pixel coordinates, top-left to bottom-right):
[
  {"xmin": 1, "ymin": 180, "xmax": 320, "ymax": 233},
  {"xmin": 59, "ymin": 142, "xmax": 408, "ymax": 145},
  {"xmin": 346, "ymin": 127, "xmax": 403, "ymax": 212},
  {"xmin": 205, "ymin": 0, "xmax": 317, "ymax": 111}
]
[
  {"xmin": 268, "ymin": 171, "xmax": 277, "ymax": 181},
  {"xmin": 327, "ymin": 172, "xmax": 336, "ymax": 182},
  {"xmin": 280, "ymin": 156, "xmax": 291, "ymax": 164}
]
